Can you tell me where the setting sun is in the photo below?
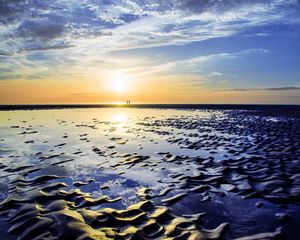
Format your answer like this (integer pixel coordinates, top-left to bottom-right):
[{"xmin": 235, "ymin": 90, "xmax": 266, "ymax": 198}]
[{"xmin": 112, "ymin": 72, "xmax": 130, "ymax": 94}]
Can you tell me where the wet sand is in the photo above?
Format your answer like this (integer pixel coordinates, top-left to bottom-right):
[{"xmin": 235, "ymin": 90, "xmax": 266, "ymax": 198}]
[{"xmin": 0, "ymin": 107, "xmax": 300, "ymax": 239}]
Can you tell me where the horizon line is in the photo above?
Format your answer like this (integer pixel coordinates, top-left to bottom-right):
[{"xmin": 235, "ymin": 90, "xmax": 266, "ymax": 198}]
[{"xmin": 1, "ymin": 103, "xmax": 300, "ymax": 111}]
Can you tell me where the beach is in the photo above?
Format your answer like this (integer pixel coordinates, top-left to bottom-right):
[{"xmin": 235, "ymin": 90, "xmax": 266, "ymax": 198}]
[{"xmin": 0, "ymin": 106, "xmax": 299, "ymax": 239}]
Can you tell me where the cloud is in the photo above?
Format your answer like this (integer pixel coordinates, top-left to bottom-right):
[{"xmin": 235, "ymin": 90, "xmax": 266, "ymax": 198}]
[
  {"xmin": 211, "ymin": 72, "xmax": 224, "ymax": 77},
  {"xmin": 17, "ymin": 22, "xmax": 65, "ymax": 40},
  {"xmin": 126, "ymin": 48, "xmax": 268, "ymax": 77},
  {"xmin": 21, "ymin": 44, "xmax": 74, "ymax": 53},
  {"xmin": 1, "ymin": 0, "xmax": 299, "ymax": 53},
  {"xmin": 0, "ymin": 0, "xmax": 299, "ymax": 82},
  {"xmin": 222, "ymin": 86, "xmax": 300, "ymax": 92},
  {"xmin": 70, "ymin": 92, "xmax": 100, "ymax": 96}
]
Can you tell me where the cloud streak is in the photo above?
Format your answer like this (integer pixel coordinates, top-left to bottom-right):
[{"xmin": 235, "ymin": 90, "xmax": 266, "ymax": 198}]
[{"xmin": 221, "ymin": 86, "xmax": 300, "ymax": 92}]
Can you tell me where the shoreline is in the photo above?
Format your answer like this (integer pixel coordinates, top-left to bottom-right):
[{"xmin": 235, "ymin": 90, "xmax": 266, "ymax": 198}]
[{"xmin": 1, "ymin": 103, "xmax": 300, "ymax": 111}]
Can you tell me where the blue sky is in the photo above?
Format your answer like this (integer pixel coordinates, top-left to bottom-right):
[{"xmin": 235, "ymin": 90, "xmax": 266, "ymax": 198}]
[{"xmin": 0, "ymin": 0, "xmax": 300, "ymax": 103}]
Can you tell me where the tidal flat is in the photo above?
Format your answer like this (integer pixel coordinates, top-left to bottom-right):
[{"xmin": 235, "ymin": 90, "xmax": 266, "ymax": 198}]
[{"xmin": 0, "ymin": 107, "xmax": 299, "ymax": 240}]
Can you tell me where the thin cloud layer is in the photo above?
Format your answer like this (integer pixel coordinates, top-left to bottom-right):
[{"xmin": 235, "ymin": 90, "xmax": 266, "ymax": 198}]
[{"xmin": 223, "ymin": 86, "xmax": 300, "ymax": 91}]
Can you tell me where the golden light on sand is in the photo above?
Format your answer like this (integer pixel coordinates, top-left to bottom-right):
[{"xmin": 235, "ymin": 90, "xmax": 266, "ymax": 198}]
[{"xmin": 111, "ymin": 72, "xmax": 130, "ymax": 94}]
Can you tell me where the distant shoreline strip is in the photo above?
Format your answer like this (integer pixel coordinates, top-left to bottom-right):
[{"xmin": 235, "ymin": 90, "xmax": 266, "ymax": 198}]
[{"xmin": 1, "ymin": 104, "xmax": 300, "ymax": 111}]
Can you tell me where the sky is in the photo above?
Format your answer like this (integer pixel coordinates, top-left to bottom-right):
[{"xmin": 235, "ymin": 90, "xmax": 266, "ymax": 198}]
[{"xmin": 0, "ymin": 0, "xmax": 300, "ymax": 104}]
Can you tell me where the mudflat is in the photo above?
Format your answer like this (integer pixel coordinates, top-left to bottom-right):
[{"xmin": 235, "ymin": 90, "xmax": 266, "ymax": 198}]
[{"xmin": 0, "ymin": 106, "xmax": 299, "ymax": 239}]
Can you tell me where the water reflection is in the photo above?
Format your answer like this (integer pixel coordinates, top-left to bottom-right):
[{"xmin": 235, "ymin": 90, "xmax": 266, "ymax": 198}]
[
  {"xmin": 0, "ymin": 108, "xmax": 300, "ymax": 239},
  {"xmin": 111, "ymin": 112, "xmax": 128, "ymax": 123}
]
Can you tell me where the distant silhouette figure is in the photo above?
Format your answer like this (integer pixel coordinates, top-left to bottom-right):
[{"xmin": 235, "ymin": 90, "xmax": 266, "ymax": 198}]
[{"xmin": 126, "ymin": 100, "xmax": 131, "ymax": 105}]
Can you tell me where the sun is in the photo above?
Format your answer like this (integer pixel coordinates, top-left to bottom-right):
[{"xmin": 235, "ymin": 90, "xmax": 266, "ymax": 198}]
[{"xmin": 112, "ymin": 72, "xmax": 129, "ymax": 94}]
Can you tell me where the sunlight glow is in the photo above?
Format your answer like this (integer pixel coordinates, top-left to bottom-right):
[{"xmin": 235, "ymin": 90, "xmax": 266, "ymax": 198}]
[
  {"xmin": 112, "ymin": 72, "xmax": 130, "ymax": 94},
  {"xmin": 111, "ymin": 101, "xmax": 126, "ymax": 105},
  {"xmin": 111, "ymin": 113, "xmax": 128, "ymax": 123}
]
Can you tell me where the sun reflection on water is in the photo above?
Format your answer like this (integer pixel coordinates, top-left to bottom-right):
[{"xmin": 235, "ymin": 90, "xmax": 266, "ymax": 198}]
[{"xmin": 111, "ymin": 113, "xmax": 128, "ymax": 123}]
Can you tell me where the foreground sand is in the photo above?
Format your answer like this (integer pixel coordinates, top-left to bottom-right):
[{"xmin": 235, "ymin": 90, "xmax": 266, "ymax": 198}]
[{"xmin": 0, "ymin": 108, "xmax": 299, "ymax": 239}]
